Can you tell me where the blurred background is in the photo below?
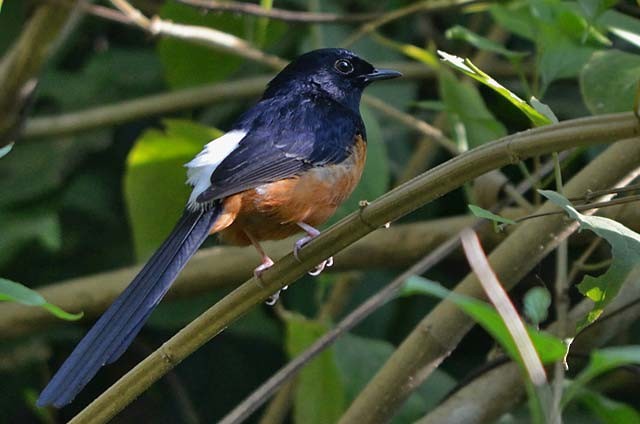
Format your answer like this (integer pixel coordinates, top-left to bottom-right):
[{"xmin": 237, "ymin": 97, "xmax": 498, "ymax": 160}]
[{"xmin": 1, "ymin": 0, "xmax": 639, "ymax": 423}]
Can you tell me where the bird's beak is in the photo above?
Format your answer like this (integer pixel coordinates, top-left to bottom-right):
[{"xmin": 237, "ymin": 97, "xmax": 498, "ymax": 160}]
[{"xmin": 362, "ymin": 68, "xmax": 403, "ymax": 83}]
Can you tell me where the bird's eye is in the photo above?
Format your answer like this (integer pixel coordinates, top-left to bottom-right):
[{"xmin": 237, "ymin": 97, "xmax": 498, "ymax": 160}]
[{"xmin": 334, "ymin": 59, "xmax": 354, "ymax": 75}]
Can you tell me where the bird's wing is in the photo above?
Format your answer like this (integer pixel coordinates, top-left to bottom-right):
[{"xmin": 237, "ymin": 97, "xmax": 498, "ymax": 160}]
[{"xmin": 195, "ymin": 96, "xmax": 364, "ymax": 203}]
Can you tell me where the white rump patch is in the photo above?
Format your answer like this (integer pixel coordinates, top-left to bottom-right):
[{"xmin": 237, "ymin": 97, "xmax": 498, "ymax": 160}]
[{"xmin": 185, "ymin": 130, "xmax": 247, "ymax": 208}]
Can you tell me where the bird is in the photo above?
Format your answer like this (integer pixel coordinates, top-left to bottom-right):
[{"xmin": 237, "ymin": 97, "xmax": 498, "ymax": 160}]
[{"xmin": 37, "ymin": 48, "xmax": 401, "ymax": 408}]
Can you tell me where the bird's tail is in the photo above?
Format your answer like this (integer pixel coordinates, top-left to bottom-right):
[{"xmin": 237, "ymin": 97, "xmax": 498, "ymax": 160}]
[{"xmin": 37, "ymin": 205, "xmax": 221, "ymax": 408}]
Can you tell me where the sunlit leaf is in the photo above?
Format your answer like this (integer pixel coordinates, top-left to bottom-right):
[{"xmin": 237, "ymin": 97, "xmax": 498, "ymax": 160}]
[
  {"xmin": 540, "ymin": 190, "xmax": 640, "ymax": 328},
  {"xmin": 124, "ymin": 119, "xmax": 222, "ymax": 260},
  {"xmin": 401, "ymin": 276, "xmax": 567, "ymax": 364},
  {"xmin": 468, "ymin": 204, "xmax": 516, "ymax": 225},
  {"xmin": 580, "ymin": 50, "xmax": 640, "ymax": 115},
  {"xmin": 285, "ymin": 313, "xmax": 346, "ymax": 424},
  {"xmin": 437, "ymin": 50, "xmax": 551, "ymax": 127},
  {"xmin": 0, "ymin": 278, "xmax": 82, "ymax": 320}
]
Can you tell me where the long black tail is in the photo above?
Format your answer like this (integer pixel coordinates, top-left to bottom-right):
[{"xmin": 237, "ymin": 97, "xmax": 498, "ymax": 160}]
[{"xmin": 37, "ymin": 206, "xmax": 221, "ymax": 408}]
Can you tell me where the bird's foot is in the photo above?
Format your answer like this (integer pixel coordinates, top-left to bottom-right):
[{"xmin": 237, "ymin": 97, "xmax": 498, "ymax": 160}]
[
  {"xmin": 253, "ymin": 257, "xmax": 285, "ymax": 306},
  {"xmin": 294, "ymin": 223, "xmax": 333, "ymax": 276}
]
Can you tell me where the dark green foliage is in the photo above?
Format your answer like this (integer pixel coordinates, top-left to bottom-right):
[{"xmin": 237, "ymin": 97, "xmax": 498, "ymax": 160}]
[{"xmin": 2, "ymin": 0, "xmax": 640, "ymax": 422}]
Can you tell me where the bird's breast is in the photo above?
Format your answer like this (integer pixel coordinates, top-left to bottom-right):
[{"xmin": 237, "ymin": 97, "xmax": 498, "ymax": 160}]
[{"xmin": 212, "ymin": 135, "xmax": 366, "ymax": 245}]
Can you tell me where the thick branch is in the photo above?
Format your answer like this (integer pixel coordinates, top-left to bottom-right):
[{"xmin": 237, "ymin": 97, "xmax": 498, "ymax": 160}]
[
  {"xmin": 419, "ymin": 267, "xmax": 640, "ymax": 424},
  {"xmin": 337, "ymin": 135, "xmax": 640, "ymax": 424},
  {"xmin": 0, "ymin": 3, "xmax": 76, "ymax": 145},
  {"xmin": 68, "ymin": 114, "xmax": 639, "ymax": 423},
  {"xmin": 0, "ymin": 213, "xmax": 518, "ymax": 339}
]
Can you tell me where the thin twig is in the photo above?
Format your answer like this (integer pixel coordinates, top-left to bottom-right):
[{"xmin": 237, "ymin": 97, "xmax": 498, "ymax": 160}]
[
  {"xmin": 567, "ymin": 181, "xmax": 640, "ymax": 202},
  {"xmin": 513, "ymin": 194, "xmax": 640, "ymax": 224},
  {"xmin": 177, "ymin": 0, "xmax": 381, "ymax": 23}
]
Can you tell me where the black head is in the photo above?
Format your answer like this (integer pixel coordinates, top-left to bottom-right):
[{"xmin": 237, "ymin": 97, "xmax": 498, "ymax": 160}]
[{"xmin": 263, "ymin": 48, "xmax": 401, "ymax": 111}]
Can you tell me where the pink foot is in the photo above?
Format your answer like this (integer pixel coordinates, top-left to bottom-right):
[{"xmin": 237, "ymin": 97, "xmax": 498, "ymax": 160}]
[
  {"xmin": 252, "ymin": 257, "xmax": 285, "ymax": 306},
  {"xmin": 294, "ymin": 223, "xmax": 333, "ymax": 276}
]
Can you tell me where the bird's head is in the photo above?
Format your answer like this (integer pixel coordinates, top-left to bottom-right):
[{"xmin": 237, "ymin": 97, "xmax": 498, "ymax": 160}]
[{"xmin": 263, "ymin": 48, "xmax": 402, "ymax": 110}]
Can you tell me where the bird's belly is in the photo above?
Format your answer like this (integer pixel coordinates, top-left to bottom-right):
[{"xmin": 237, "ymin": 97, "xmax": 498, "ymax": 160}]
[{"xmin": 214, "ymin": 139, "xmax": 366, "ymax": 246}]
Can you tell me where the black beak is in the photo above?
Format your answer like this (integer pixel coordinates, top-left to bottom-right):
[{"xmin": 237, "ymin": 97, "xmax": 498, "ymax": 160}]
[{"xmin": 362, "ymin": 68, "xmax": 403, "ymax": 83}]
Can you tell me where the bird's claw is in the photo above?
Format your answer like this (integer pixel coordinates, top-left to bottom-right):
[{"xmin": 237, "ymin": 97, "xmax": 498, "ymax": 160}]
[
  {"xmin": 265, "ymin": 285, "xmax": 288, "ymax": 306},
  {"xmin": 294, "ymin": 236, "xmax": 333, "ymax": 276}
]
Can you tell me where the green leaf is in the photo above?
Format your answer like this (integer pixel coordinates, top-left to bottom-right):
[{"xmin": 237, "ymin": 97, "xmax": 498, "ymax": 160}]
[
  {"xmin": 334, "ymin": 333, "xmax": 456, "ymax": 422},
  {"xmin": 490, "ymin": 3, "xmax": 537, "ymax": 40},
  {"xmin": 577, "ymin": 0, "xmax": 618, "ymax": 21},
  {"xmin": 401, "ymin": 276, "xmax": 567, "ymax": 364},
  {"xmin": 0, "ymin": 137, "xmax": 109, "ymax": 207},
  {"xmin": 445, "ymin": 25, "xmax": 529, "ymax": 61},
  {"xmin": 0, "ymin": 142, "xmax": 12, "ymax": 158},
  {"xmin": 539, "ymin": 190, "xmax": 640, "ymax": 328},
  {"xmin": 576, "ymin": 389, "xmax": 640, "ymax": 423},
  {"xmin": 124, "ymin": 119, "xmax": 222, "ymax": 260},
  {"xmin": 574, "ymin": 346, "xmax": 640, "ymax": 389},
  {"xmin": 523, "ymin": 287, "xmax": 551, "ymax": 325},
  {"xmin": 439, "ymin": 70, "xmax": 507, "ymax": 148},
  {"xmin": 537, "ymin": 32, "xmax": 597, "ymax": 93},
  {"xmin": 0, "ymin": 278, "xmax": 82, "ymax": 320},
  {"xmin": 580, "ymin": 50, "xmax": 640, "ymax": 115},
  {"xmin": 598, "ymin": 10, "xmax": 640, "ymax": 48},
  {"xmin": 0, "ymin": 210, "xmax": 61, "ymax": 267},
  {"xmin": 156, "ymin": 1, "xmax": 285, "ymax": 88},
  {"xmin": 285, "ymin": 313, "xmax": 346, "ymax": 424},
  {"xmin": 329, "ymin": 106, "xmax": 389, "ymax": 223},
  {"xmin": 437, "ymin": 50, "xmax": 551, "ymax": 127},
  {"xmin": 530, "ymin": 97, "xmax": 559, "ymax": 124},
  {"xmin": 40, "ymin": 48, "xmax": 164, "ymax": 109},
  {"xmin": 468, "ymin": 204, "xmax": 516, "ymax": 225}
]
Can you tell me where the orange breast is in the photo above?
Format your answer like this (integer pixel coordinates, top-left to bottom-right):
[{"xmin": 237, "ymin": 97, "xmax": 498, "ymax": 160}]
[{"xmin": 211, "ymin": 135, "xmax": 367, "ymax": 245}]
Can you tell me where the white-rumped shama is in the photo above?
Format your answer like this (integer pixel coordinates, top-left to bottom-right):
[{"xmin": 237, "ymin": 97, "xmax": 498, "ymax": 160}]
[{"xmin": 37, "ymin": 48, "xmax": 401, "ymax": 408}]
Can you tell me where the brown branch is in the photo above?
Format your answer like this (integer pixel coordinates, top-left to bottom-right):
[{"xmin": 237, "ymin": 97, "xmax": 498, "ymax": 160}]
[
  {"xmin": 419, "ymin": 267, "xmax": 640, "ymax": 423},
  {"xmin": 176, "ymin": 0, "xmax": 381, "ymax": 23},
  {"xmin": 0, "ymin": 3, "xmax": 77, "ymax": 145},
  {"xmin": 337, "ymin": 135, "xmax": 640, "ymax": 424}
]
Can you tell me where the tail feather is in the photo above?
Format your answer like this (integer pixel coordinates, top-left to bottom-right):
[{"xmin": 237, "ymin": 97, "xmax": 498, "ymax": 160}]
[{"xmin": 37, "ymin": 206, "xmax": 221, "ymax": 408}]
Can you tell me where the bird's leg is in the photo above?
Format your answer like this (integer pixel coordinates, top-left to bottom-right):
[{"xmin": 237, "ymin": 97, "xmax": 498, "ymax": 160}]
[
  {"xmin": 245, "ymin": 230, "xmax": 286, "ymax": 305},
  {"xmin": 294, "ymin": 222, "xmax": 334, "ymax": 276}
]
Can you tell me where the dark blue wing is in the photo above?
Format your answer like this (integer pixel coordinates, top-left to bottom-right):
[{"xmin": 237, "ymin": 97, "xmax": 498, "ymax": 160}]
[{"xmin": 197, "ymin": 94, "xmax": 364, "ymax": 202}]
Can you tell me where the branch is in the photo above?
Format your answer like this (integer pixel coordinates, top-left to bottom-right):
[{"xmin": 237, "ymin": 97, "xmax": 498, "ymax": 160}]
[
  {"xmin": 108, "ymin": 0, "xmax": 286, "ymax": 69},
  {"xmin": 0, "ymin": 212, "xmax": 532, "ymax": 339},
  {"xmin": 419, "ymin": 267, "xmax": 640, "ymax": 424},
  {"xmin": 0, "ymin": 3, "xmax": 77, "ymax": 145},
  {"xmin": 67, "ymin": 114, "xmax": 639, "ymax": 423},
  {"xmin": 23, "ymin": 60, "xmax": 471, "ymax": 140},
  {"xmin": 337, "ymin": 135, "xmax": 640, "ymax": 424},
  {"xmin": 176, "ymin": 0, "xmax": 381, "ymax": 23}
]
